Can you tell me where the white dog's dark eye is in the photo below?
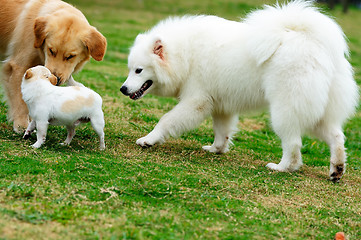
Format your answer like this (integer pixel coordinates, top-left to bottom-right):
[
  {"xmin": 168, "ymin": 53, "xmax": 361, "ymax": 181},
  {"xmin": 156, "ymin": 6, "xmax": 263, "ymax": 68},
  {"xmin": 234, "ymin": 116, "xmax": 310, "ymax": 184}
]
[{"xmin": 135, "ymin": 68, "xmax": 143, "ymax": 74}]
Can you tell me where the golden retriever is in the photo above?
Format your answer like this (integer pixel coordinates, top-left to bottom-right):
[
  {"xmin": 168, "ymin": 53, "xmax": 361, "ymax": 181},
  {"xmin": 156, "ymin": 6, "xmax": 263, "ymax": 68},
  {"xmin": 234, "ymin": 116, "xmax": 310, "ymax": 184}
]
[{"xmin": 0, "ymin": 0, "xmax": 107, "ymax": 133}]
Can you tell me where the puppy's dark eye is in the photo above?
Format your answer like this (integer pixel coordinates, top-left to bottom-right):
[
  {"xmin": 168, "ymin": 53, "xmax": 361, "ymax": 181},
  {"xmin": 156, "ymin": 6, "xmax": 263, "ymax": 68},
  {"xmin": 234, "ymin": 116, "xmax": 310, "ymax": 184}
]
[{"xmin": 135, "ymin": 68, "xmax": 143, "ymax": 74}]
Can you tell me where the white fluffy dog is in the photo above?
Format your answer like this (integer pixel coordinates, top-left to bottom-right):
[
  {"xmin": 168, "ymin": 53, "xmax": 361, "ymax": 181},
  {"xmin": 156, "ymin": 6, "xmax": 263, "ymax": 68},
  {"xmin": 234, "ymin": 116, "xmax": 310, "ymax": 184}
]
[
  {"xmin": 21, "ymin": 66, "xmax": 105, "ymax": 150},
  {"xmin": 120, "ymin": 1, "xmax": 359, "ymax": 181}
]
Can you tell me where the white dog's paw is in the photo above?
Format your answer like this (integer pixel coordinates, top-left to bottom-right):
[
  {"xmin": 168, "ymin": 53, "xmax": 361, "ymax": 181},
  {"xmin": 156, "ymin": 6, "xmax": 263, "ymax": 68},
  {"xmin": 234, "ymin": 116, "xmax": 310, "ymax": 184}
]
[
  {"xmin": 136, "ymin": 133, "xmax": 164, "ymax": 148},
  {"xmin": 266, "ymin": 162, "xmax": 302, "ymax": 172},
  {"xmin": 329, "ymin": 163, "xmax": 345, "ymax": 182},
  {"xmin": 202, "ymin": 145, "xmax": 228, "ymax": 154},
  {"xmin": 136, "ymin": 136, "xmax": 155, "ymax": 148},
  {"xmin": 266, "ymin": 163, "xmax": 289, "ymax": 172}
]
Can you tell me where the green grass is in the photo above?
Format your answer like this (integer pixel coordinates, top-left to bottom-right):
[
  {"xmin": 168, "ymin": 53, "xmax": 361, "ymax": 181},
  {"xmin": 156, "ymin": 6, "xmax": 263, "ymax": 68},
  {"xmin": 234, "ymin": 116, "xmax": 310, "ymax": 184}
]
[{"xmin": 1, "ymin": 0, "xmax": 361, "ymax": 239}]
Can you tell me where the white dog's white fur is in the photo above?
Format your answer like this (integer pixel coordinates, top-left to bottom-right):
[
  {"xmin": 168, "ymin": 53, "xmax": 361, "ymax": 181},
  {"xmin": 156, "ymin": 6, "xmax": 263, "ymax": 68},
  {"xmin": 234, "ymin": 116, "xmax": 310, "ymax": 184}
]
[
  {"xmin": 120, "ymin": 1, "xmax": 359, "ymax": 180},
  {"xmin": 21, "ymin": 66, "xmax": 105, "ymax": 150}
]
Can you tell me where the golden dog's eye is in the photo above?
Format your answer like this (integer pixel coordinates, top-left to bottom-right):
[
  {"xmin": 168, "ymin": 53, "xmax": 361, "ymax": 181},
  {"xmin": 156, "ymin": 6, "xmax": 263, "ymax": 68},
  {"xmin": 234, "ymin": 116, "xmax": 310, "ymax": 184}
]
[
  {"xmin": 135, "ymin": 68, "xmax": 143, "ymax": 74},
  {"xmin": 49, "ymin": 48, "xmax": 56, "ymax": 57},
  {"xmin": 66, "ymin": 55, "xmax": 75, "ymax": 61}
]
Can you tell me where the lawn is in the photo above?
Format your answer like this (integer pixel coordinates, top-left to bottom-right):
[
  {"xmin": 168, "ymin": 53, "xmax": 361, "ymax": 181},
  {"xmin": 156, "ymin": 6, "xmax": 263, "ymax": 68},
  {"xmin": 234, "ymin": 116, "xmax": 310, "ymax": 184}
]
[{"xmin": 0, "ymin": 0, "xmax": 361, "ymax": 239}]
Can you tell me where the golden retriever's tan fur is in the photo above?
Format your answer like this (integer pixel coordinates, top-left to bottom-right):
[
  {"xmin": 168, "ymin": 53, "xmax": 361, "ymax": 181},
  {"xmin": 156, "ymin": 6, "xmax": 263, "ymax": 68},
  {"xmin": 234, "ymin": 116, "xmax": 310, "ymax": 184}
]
[{"xmin": 0, "ymin": 0, "xmax": 107, "ymax": 132}]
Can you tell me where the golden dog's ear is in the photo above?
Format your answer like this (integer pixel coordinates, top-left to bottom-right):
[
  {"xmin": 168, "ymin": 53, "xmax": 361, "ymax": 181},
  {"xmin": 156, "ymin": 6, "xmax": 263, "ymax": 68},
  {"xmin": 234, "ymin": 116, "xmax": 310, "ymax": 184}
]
[
  {"xmin": 34, "ymin": 17, "xmax": 47, "ymax": 48},
  {"xmin": 83, "ymin": 27, "xmax": 107, "ymax": 61},
  {"xmin": 24, "ymin": 69, "xmax": 33, "ymax": 80},
  {"xmin": 153, "ymin": 39, "xmax": 164, "ymax": 60},
  {"xmin": 49, "ymin": 74, "xmax": 57, "ymax": 86}
]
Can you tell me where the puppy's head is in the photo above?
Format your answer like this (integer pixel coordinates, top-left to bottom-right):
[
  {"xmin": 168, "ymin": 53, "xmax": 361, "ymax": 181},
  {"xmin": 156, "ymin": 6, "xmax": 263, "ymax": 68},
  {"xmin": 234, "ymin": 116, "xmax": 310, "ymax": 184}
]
[
  {"xmin": 120, "ymin": 36, "xmax": 170, "ymax": 100},
  {"xmin": 23, "ymin": 66, "xmax": 58, "ymax": 85},
  {"xmin": 33, "ymin": 10, "xmax": 107, "ymax": 86}
]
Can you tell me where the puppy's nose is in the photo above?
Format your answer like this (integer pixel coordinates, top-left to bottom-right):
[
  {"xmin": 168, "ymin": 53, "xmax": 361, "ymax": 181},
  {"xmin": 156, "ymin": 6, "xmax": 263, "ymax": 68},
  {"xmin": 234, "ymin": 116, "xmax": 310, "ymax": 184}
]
[
  {"xmin": 120, "ymin": 85, "xmax": 129, "ymax": 95},
  {"xmin": 56, "ymin": 76, "xmax": 61, "ymax": 86}
]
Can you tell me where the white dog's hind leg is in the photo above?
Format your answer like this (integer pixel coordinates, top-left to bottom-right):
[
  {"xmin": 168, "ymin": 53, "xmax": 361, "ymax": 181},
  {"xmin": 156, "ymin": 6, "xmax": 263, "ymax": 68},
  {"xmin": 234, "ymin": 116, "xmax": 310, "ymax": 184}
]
[
  {"xmin": 266, "ymin": 104, "xmax": 303, "ymax": 172},
  {"xmin": 32, "ymin": 121, "xmax": 48, "ymax": 148},
  {"xmin": 137, "ymin": 97, "xmax": 212, "ymax": 147},
  {"xmin": 312, "ymin": 124, "xmax": 346, "ymax": 181},
  {"xmin": 266, "ymin": 137, "xmax": 303, "ymax": 172},
  {"xmin": 203, "ymin": 113, "xmax": 238, "ymax": 153}
]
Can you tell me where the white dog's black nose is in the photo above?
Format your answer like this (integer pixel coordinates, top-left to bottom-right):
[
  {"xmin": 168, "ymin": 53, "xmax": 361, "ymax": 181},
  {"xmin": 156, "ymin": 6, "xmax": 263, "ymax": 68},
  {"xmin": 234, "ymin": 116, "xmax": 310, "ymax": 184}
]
[{"xmin": 120, "ymin": 85, "xmax": 129, "ymax": 95}]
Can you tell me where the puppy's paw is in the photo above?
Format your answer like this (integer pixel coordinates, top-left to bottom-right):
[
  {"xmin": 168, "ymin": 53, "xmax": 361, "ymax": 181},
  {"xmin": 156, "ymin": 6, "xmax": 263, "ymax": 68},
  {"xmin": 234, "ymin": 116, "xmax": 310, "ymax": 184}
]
[
  {"xmin": 99, "ymin": 143, "xmax": 106, "ymax": 151},
  {"xmin": 330, "ymin": 164, "xmax": 345, "ymax": 182}
]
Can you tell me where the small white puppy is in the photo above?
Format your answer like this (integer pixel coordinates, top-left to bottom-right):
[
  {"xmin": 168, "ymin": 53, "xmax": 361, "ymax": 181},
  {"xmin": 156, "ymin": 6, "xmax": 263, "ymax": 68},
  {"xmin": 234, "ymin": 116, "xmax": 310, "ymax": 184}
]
[{"xmin": 21, "ymin": 66, "xmax": 105, "ymax": 150}]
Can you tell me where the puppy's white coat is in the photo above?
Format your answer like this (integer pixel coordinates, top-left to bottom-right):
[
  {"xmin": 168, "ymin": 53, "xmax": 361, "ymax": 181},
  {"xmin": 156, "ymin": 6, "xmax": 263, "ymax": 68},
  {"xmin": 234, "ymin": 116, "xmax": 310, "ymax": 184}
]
[
  {"xmin": 21, "ymin": 66, "xmax": 105, "ymax": 150},
  {"xmin": 121, "ymin": 1, "xmax": 359, "ymax": 180}
]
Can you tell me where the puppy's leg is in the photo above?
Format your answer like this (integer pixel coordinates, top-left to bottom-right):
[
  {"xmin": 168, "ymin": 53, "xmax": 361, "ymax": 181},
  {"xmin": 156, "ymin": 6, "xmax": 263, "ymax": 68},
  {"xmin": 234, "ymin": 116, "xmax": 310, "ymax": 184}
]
[
  {"xmin": 90, "ymin": 114, "xmax": 105, "ymax": 150},
  {"xmin": 2, "ymin": 61, "xmax": 30, "ymax": 133},
  {"xmin": 61, "ymin": 125, "xmax": 76, "ymax": 146},
  {"xmin": 32, "ymin": 121, "xmax": 48, "ymax": 148},
  {"xmin": 23, "ymin": 120, "xmax": 36, "ymax": 139},
  {"xmin": 136, "ymin": 96, "xmax": 212, "ymax": 147},
  {"xmin": 312, "ymin": 124, "xmax": 346, "ymax": 182},
  {"xmin": 203, "ymin": 113, "xmax": 238, "ymax": 153}
]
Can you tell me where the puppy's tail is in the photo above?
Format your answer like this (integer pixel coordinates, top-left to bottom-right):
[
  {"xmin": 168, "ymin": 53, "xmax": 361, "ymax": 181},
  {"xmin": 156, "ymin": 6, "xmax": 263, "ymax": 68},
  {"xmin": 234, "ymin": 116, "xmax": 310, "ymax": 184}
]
[{"xmin": 244, "ymin": 0, "xmax": 348, "ymax": 67}]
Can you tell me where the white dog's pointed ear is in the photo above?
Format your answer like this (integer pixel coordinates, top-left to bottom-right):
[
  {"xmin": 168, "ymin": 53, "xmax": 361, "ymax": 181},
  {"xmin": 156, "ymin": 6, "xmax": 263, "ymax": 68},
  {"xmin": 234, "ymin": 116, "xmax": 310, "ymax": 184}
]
[
  {"xmin": 153, "ymin": 39, "xmax": 164, "ymax": 60},
  {"xmin": 24, "ymin": 69, "xmax": 33, "ymax": 80}
]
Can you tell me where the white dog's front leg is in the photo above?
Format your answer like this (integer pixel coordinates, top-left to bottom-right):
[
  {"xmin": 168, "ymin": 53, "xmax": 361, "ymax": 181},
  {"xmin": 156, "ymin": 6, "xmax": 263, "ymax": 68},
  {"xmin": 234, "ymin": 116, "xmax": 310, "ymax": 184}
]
[
  {"xmin": 31, "ymin": 121, "xmax": 48, "ymax": 149},
  {"xmin": 136, "ymin": 128, "xmax": 166, "ymax": 147},
  {"xmin": 203, "ymin": 113, "xmax": 238, "ymax": 153},
  {"xmin": 136, "ymin": 97, "xmax": 212, "ymax": 148}
]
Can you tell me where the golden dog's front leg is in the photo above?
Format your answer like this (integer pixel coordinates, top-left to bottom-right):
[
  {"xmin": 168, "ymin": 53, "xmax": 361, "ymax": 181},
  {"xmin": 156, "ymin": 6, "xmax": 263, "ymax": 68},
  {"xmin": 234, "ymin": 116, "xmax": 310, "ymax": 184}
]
[{"xmin": 2, "ymin": 61, "xmax": 30, "ymax": 133}]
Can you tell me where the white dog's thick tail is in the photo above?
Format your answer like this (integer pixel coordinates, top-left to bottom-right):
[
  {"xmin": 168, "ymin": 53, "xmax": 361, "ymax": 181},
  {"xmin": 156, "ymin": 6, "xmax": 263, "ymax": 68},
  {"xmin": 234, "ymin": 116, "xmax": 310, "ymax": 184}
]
[{"xmin": 245, "ymin": 0, "xmax": 349, "ymax": 66}]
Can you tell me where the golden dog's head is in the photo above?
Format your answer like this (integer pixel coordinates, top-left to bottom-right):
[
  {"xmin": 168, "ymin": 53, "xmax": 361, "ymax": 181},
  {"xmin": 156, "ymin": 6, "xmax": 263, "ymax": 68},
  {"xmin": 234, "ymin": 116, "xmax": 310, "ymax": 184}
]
[{"xmin": 33, "ymin": 10, "xmax": 107, "ymax": 85}]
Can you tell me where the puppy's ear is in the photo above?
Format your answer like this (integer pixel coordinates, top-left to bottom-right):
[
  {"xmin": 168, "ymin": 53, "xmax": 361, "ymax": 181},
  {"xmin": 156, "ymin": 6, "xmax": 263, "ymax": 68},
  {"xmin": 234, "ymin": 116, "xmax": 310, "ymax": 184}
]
[
  {"xmin": 153, "ymin": 39, "xmax": 164, "ymax": 60},
  {"xmin": 24, "ymin": 69, "xmax": 33, "ymax": 80},
  {"xmin": 34, "ymin": 17, "xmax": 47, "ymax": 48},
  {"xmin": 83, "ymin": 27, "xmax": 107, "ymax": 61},
  {"xmin": 48, "ymin": 74, "xmax": 57, "ymax": 86}
]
